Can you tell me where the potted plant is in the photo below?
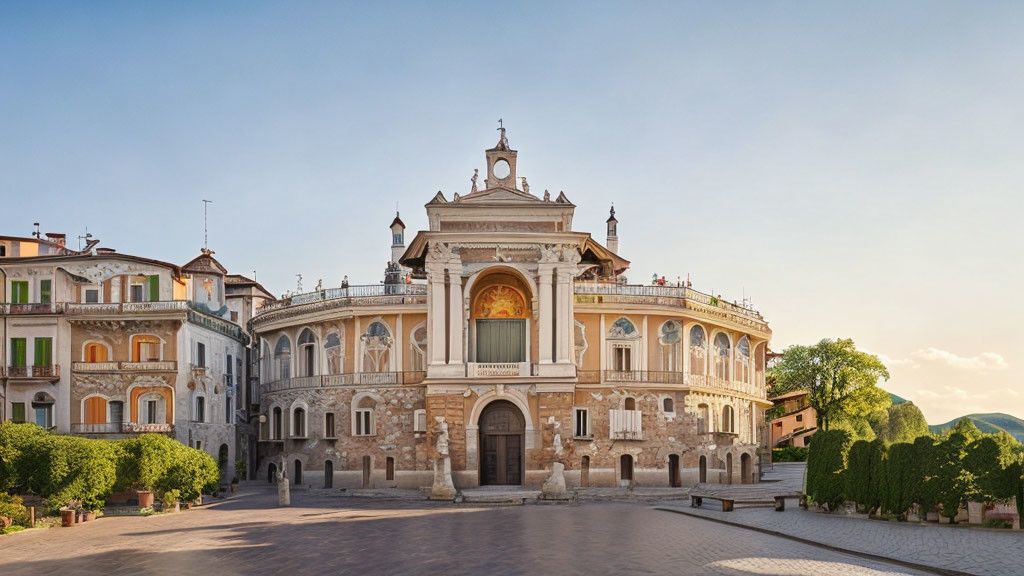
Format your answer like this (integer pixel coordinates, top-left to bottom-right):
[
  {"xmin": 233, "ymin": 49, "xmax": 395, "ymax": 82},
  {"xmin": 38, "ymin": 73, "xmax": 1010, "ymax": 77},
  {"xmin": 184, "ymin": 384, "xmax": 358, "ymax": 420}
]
[
  {"xmin": 162, "ymin": 490, "xmax": 181, "ymax": 513},
  {"xmin": 230, "ymin": 475, "xmax": 239, "ymax": 493}
]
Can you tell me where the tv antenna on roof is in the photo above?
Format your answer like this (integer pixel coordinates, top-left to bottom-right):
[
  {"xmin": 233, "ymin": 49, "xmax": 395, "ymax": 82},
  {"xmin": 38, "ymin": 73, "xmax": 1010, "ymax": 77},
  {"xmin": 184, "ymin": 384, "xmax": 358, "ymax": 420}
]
[
  {"xmin": 78, "ymin": 227, "xmax": 93, "ymax": 251},
  {"xmin": 202, "ymin": 200, "xmax": 213, "ymax": 250}
]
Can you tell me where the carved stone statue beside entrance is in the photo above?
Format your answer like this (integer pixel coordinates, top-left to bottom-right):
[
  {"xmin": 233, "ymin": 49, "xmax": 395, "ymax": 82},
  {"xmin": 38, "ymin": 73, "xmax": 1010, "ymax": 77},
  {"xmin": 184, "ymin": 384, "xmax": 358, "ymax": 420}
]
[
  {"xmin": 276, "ymin": 463, "xmax": 290, "ymax": 507},
  {"xmin": 429, "ymin": 416, "xmax": 457, "ymax": 500}
]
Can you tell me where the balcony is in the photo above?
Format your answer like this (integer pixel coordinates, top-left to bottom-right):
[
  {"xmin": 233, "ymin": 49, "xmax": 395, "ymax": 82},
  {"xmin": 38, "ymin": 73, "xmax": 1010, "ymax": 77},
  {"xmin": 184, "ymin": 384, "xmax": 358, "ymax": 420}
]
[
  {"xmin": 260, "ymin": 371, "xmax": 426, "ymax": 395},
  {"xmin": 253, "ymin": 284, "xmax": 428, "ymax": 327},
  {"xmin": 3, "ymin": 365, "xmax": 60, "ymax": 382},
  {"xmin": 5, "ymin": 302, "xmax": 64, "ymax": 315},
  {"xmin": 609, "ymin": 409, "xmax": 643, "ymax": 440},
  {"xmin": 573, "ymin": 282, "xmax": 768, "ymax": 334},
  {"xmin": 121, "ymin": 361, "xmax": 178, "ymax": 372},
  {"xmin": 70, "ymin": 422, "xmax": 174, "ymax": 435},
  {"xmin": 65, "ymin": 300, "xmax": 189, "ymax": 315},
  {"xmin": 575, "ymin": 370, "xmax": 767, "ymax": 399},
  {"xmin": 72, "ymin": 361, "xmax": 178, "ymax": 373},
  {"xmin": 467, "ymin": 362, "xmax": 533, "ymax": 377}
]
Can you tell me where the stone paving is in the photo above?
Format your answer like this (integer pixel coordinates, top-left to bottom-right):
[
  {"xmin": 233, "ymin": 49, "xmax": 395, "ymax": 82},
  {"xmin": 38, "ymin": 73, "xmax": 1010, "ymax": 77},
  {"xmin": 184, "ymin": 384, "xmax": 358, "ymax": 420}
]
[
  {"xmin": 0, "ymin": 483, "xmax": 932, "ymax": 576},
  {"xmin": 659, "ymin": 500, "xmax": 1021, "ymax": 576}
]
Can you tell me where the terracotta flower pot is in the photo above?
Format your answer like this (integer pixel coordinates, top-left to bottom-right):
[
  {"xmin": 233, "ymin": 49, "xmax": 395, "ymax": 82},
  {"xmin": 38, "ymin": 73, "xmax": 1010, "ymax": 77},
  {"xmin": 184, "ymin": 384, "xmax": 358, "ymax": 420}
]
[
  {"xmin": 84, "ymin": 511, "xmax": 96, "ymax": 522},
  {"xmin": 60, "ymin": 508, "xmax": 76, "ymax": 527},
  {"xmin": 137, "ymin": 490, "xmax": 155, "ymax": 508}
]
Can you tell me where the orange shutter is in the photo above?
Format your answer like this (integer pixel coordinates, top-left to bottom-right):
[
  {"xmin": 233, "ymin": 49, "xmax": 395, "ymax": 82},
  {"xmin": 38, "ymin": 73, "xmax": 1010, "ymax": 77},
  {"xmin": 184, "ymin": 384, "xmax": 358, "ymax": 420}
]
[{"xmin": 85, "ymin": 397, "xmax": 107, "ymax": 424}]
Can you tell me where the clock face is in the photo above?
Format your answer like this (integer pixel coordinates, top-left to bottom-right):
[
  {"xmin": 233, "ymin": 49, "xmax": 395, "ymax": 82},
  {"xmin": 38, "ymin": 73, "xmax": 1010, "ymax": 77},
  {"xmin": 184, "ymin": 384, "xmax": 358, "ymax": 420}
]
[{"xmin": 492, "ymin": 159, "xmax": 511, "ymax": 179}]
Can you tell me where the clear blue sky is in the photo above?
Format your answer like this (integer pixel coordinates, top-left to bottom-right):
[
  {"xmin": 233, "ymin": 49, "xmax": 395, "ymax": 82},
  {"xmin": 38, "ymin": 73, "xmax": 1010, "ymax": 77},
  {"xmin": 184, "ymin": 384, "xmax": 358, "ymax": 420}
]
[{"xmin": 2, "ymin": 2, "xmax": 1022, "ymax": 423}]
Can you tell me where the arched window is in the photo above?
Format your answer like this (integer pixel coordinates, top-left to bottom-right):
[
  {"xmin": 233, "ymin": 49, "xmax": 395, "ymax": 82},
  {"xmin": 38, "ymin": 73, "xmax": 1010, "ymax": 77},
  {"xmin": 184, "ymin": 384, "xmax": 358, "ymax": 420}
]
[
  {"xmin": 272, "ymin": 406, "xmax": 283, "ymax": 440},
  {"xmin": 663, "ymin": 396, "xmax": 674, "ymax": 413},
  {"xmin": 574, "ymin": 320, "xmax": 588, "ymax": 368},
  {"xmin": 609, "ymin": 317, "xmax": 637, "ymax": 338},
  {"xmin": 132, "ymin": 335, "xmax": 161, "ymax": 362},
  {"xmin": 608, "ymin": 317, "xmax": 638, "ymax": 372},
  {"xmin": 722, "ymin": 405, "xmax": 735, "ymax": 433},
  {"xmin": 697, "ymin": 403, "xmax": 710, "ymax": 434},
  {"xmin": 84, "ymin": 396, "xmax": 107, "ymax": 425},
  {"xmin": 292, "ymin": 406, "xmax": 307, "ymax": 437},
  {"xmin": 659, "ymin": 321, "xmax": 681, "ymax": 372},
  {"xmin": 84, "ymin": 342, "xmax": 109, "ymax": 363},
  {"xmin": 298, "ymin": 329, "xmax": 316, "ymax": 377},
  {"xmin": 410, "ymin": 324, "xmax": 427, "ymax": 371},
  {"xmin": 324, "ymin": 331, "xmax": 343, "ymax": 375},
  {"xmin": 361, "ymin": 322, "xmax": 393, "ymax": 373},
  {"xmin": 624, "ymin": 396, "xmax": 637, "ymax": 411},
  {"xmin": 736, "ymin": 336, "xmax": 751, "ymax": 384},
  {"xmin": 353, "ymin": 395, "xmax": 378, "ymax": 436},
  {"xmin": 713, "ymin": 333, "xmax": 731, "ymax": 381},
  {"xmin": 274, "ymin": 336, "xmax": 291, "ymax": 381},
  {"xmin": 689, "ymin": 325, "xmax": 707, "ymax": 377}
]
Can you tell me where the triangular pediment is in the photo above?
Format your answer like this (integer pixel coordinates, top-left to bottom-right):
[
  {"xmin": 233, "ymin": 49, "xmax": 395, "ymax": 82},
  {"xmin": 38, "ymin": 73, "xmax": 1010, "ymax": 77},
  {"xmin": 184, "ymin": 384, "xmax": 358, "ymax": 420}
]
[{"xmin": 457, "ymin": 186, "xmax": 542, "ymax": 204}]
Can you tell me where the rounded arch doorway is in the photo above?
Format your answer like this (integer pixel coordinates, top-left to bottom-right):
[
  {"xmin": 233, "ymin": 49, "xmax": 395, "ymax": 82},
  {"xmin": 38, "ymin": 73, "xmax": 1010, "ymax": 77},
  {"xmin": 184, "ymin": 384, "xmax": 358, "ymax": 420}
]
[{"xmin": 479, "ymin": 400, "xmax": 525, "ymax": 486}]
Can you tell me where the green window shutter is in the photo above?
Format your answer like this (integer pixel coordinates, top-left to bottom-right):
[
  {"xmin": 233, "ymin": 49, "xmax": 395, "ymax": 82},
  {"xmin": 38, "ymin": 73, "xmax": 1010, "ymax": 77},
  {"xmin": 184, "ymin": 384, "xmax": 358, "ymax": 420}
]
[
  {"xmin": 10, "ymin": 338, "xmax": 26, "ymax": 367},
  {"xmin": 34, "ymin": 338, "xmax": 52, "ymax": 366},
  {"xmin": 11, "ymin": 281, "xmax": 28, "ymax": 304},
  {"xmin": 147, "ymin": 275, "xmax": 160, "ymax": 302},
  {"xmin": 11, "ymin": 403, "xmax": 25, "ymax": 423},
  {"xmin": 39, "ymin": 279, "xmax": 52, "ymax": 304}
]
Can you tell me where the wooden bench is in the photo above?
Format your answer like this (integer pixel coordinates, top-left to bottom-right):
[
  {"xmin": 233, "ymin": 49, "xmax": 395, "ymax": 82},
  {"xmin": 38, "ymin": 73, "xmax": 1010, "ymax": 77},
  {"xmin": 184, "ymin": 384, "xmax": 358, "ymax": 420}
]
[{"xmin": 690, "ymin": 494, "xmax": 734, "ymax": 512}]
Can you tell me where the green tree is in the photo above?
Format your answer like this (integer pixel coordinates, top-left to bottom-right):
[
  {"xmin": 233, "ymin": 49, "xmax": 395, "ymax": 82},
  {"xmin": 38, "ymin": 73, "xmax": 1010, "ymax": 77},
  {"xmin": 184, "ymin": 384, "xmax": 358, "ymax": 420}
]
[
  {"xmin": 949, "ymin": 418, "xmax": 983, "ymax": 444},
  {"xmin": 769, "ymin": 338, "xmax": 890, "ymax": 430},
  {"xmin": 935, "ymin": 432, "xmax": 971, "ymax": 521},
  {"xmin": 911, "ymin": 435, "xmax": 939, "ymax": 514},
  {"xmin": 806, "ymin": 429, "xmax": 853, "ymax": 511},
  {"xmin": 883, "ymin": 403, "xmax": 930, "ymax": 444},
  {"xmin": 883, "ymin": 442, "xmax": 915, "ymax": 519}
]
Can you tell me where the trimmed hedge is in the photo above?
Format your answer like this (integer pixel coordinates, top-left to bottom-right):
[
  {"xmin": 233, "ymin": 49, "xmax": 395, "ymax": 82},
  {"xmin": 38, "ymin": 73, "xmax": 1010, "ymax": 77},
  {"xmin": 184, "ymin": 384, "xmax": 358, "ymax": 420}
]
[
  {"xmin": 0, "ymin": 423, "xmax": 218, "ymax": 511},
  {"xmin": 806, "ymin": 429, "xmax": 853, "ymax": 511},
  {"xmin": 833, "ymin": 427, "xmax": 1024, "ymax": 523},
  {"xmin": 772, "ymin": 446, "xmax": 808, "ymax": 462},
  {"xmin": 882, "ymin": 442, "xmax": 914, "ymax": 519}
]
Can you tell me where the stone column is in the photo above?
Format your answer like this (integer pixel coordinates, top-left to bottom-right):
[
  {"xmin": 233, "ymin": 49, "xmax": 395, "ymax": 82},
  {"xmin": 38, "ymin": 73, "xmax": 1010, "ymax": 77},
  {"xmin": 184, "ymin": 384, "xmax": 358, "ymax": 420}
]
[
  {"xmin": 555, "ymin": 269, "xmax": 571, "ymax": 364},
  {"xmin": 427, "ymin": 265, "xmax": 447, "ymax": 366},
  {"xmin": 354, "ymin": 315, "xmax": 362, "ymax": 373},
  {"xmin": 448, "ymin": 268, "xmax": 463, "ymax": 364},
  {"xmin": 538, "ymin": 266, "xmax": 553, "ymax": 364}
]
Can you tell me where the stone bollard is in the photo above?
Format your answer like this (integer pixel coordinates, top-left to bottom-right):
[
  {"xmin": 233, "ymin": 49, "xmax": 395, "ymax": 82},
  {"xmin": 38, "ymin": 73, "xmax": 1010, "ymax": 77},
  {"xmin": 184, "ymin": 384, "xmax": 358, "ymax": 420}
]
[
  {"xmin": 429, "ymin": 456, "xmax": 457, "ymax": 500},
  {"xmin": 278, "ymin": 476, "xmax": 291, "ymax": 507}
]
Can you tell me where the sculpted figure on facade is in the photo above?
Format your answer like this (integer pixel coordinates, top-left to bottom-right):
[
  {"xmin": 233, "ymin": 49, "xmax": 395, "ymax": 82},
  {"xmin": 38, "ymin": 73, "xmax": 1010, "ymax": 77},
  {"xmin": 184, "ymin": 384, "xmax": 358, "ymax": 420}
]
[
  {"xmin": 520, "ymin": 177, "xmax": 529, "ymax": 194},
  {"xmin": 470, "ymin": 169, "xmax": 478, "ymax": 193},
  {"xmin": 435, "ymin": 416, "xmax": 450, "ymax": 456}
]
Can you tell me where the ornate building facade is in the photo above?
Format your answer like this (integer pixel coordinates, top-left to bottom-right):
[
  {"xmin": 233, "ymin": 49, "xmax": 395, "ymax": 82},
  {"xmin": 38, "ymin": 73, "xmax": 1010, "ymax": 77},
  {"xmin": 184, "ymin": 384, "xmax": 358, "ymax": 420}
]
[{"xmin": 252, "ymin": 131, "xmax": 772, "ymax": 490}]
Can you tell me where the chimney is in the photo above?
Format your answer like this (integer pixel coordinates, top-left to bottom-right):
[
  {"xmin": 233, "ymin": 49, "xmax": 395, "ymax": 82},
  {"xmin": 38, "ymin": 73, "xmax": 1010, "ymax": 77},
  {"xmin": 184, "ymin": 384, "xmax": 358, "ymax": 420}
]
[
  {"xmin": 606, "ymin": 205, "xmax": 619, "ymax": 254},
  {"xmin": 45, "ymin": 233, "xmax": 66, "ymax": 248}
]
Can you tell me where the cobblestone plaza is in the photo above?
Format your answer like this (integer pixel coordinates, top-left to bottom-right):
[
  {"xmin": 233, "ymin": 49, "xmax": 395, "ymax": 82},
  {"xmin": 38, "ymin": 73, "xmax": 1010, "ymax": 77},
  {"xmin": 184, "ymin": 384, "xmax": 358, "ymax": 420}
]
[{"xmin": 0, "ymin": 486, "xmax": 935, "ymax": 576}]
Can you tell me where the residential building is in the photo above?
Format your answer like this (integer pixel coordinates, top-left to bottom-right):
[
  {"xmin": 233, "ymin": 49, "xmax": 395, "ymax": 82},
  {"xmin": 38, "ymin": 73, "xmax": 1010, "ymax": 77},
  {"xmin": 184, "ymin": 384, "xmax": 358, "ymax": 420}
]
[{"xmin": 769, "ymin": 389, "xmax": 817, "ymax": 447}]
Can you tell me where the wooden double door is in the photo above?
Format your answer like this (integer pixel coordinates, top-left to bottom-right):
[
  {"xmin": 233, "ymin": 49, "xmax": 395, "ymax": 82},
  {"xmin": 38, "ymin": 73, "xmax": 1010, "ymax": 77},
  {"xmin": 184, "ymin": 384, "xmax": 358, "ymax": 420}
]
[{"xmin": 480, "ymin": 401, "xmax": 524, "ymax": 486}]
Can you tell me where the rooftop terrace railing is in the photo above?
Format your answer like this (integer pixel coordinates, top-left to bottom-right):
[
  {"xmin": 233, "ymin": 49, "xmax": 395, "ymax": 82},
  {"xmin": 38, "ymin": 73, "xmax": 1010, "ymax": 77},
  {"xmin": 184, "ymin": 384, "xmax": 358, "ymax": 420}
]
[{"xmin": 257, "ymin": 284, "xmax": 428, "ymax": 314}]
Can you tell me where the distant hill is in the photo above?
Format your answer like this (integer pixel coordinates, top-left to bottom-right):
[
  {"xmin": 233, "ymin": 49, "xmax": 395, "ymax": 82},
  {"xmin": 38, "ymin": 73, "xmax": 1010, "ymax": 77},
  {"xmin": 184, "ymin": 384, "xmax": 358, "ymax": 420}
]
[
  {"xmin": 929, "ymin": 413, "xmax": 1024, "ymax": 442},
  {"xmin": 889, "ymin": 393, "xmax": 907, "ymax": 405}
]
